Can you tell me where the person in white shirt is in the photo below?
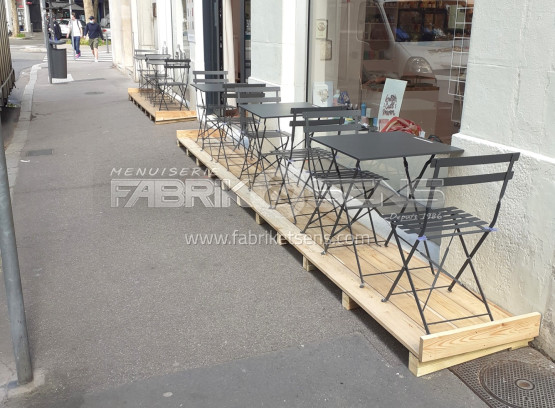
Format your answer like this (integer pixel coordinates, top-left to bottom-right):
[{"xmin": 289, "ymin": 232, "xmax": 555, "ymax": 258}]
[{"xmin": 66, "ymin": 13, "xmax": 83, "ymax": 58}]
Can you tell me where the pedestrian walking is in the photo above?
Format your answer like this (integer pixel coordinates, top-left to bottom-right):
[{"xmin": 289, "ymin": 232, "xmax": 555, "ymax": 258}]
[
  {"xmin": 84, "ymin": 16, "xmax": 104, "ymax": 63},
  {"xmin": 66, "ymin": 13, "xmax": 83, "ymax": 58},
  {"xmin": 48, "ymin": 15, "xmax": 62, "ymax": 41}
]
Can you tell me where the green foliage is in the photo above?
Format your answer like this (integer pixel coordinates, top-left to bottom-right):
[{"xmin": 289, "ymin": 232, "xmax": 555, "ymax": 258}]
[
  {"xmin": 65, "ymin": 38, "xmax": 111, "ymax": 46},
  {"xmin": 79, "ymin": 38, "xmax": 111, "ymax": 46}
]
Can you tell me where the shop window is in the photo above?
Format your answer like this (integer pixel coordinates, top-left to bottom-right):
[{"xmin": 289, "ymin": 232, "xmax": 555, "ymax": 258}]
[{"xmin": 308, "ymin": 0, "xmax": 474, "ymax": 145}]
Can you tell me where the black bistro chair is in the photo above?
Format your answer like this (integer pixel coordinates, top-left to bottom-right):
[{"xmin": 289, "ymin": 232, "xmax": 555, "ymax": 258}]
[
  {"xmin": 300, "ymin": 110, "xmax": 387, "ymax": 286},
  {"xmin": 214, "ymin": 83, "xmax": 270, "ymax": 170},
  {"xmin": 192, "ymin": 71, "xmax": 229, "ymax": 150},
  {"xmin": 134, "ymin": 48, "xmax": 156, "ymax": 88},
  {"xmin": 380, "ymin": 152, "xmax": 520, "ymax": 334},
  {"xmin": 157, "ymin": 58, "xmax": 191, "ymax": 110},
  {"xmin": 143, "ymin": 53, "xmax": 171, "ymax": 104},
  {"xmin": 269, "ymin": 106, "xmax": 352, "ymax": 223}
]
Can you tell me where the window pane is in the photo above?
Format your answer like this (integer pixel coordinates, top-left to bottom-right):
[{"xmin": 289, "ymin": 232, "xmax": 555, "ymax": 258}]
[{"xmin": 308, "ymin": 0, "xmax": 474, "ymax": 145}]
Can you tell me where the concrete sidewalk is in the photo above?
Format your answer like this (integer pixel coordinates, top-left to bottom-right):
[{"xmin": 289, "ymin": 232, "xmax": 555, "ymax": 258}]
[{"xmin": 0, "ymin": 61, "xmax": 487, "ymax": 407}]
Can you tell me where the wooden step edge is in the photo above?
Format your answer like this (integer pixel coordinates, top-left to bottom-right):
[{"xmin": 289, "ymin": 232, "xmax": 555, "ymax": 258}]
[
  {"xmin": 155, "ymin": 110, "xmax": 197, "ymax": 122},
  {"xmin": 418, "ymin": 312, "xmax": 541, "ymax": 363},
  {"xmin": 410, "ymin": 339, "xmax": 531, "ymax": 377}
]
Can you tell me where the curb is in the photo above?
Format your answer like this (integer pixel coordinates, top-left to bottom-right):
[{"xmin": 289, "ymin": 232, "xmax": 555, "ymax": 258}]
[{"xmin": 5, "ymin": 63, "xmax": 41, "ymax": 192}]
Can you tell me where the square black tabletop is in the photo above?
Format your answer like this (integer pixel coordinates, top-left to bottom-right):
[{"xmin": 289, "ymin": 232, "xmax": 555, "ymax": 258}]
[
  {"xmin": 311, "ymin": 131, "xmax": 464, "ymax": 161},
  {"xmin": 191, "ymin": 83, "xmax": 226, "ymax": 93},
  {"xmin": 239, "ymin": 102, "xmax": 315, "ymax": 119}
]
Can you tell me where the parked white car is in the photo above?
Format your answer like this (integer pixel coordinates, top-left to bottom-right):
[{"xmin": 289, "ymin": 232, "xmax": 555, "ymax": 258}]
[
  {"xmin": 58, "ymin": 19, "xmax": 70, "ymax": 37},
  {"xmin": 101, "ymin": 23, "xmax": 111, "ymax": 39}
]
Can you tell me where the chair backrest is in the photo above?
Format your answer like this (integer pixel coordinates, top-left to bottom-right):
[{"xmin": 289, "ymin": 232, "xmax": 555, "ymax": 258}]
[
  {"xmin": 145, "ymin": 54, "xmax": 171, "ymax": 72},
  {"xmin": 302, "ymin": 108, "xmax": 362, "ymax": 137},
  {"xmin": 426, "ymin": 152, "xmax": 520, "ymax": 227},
  {"xmin": 192, "ymin": 70, "xmax": 228, "ymax": 84},
  {"xmin": 145, "ymin": 53, "xmax": 170, "ymax": 62},
  {"xmin": 235, "ymin": 86, "xmax": 280, "ymax": 104},
  {"xmin": 285, "ymin": 106, "xmax": 348, "ymax": 148},
  {"xmin": 134, "ymin": 49, "xmax": 156, "ymax": 59},
  {"xmin": 164, "ymin": 59, "xmax": 191, "ymax": 83},
  {"xmin": 135, "ymin": 49, "xmax": 155, "ymax": 55},
  {"xmin": 222, "ymin": 83, "xmax": 266, "ymax": 100}
]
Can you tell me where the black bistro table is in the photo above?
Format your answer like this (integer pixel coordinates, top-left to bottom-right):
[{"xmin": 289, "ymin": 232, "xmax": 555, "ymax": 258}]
[
  {"xmin": 238, "ymin": 102, "xmax": 315, "ymax": 187},
  {"xmin": 304, "ymin": 131, "xmax": 464, "ymax": 286}
]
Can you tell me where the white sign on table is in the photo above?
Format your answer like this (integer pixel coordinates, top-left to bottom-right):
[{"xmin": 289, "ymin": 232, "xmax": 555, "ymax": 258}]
[{"xmin": 377, "ymin": 79, "xmax": 407, "ymax": 130}]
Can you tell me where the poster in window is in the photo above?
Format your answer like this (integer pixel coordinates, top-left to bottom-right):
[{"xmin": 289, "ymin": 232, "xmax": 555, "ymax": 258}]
[{"xmin": 378, "ymin": 79, "xmax": 407, "ymax": 130}]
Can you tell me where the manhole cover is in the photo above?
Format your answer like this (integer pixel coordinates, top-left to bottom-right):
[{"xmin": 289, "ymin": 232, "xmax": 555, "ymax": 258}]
[
  {"xmin": 26, "ymin": 149, "xmax": 53, "ymax": 156},
  {"xmin": 451, "ymin": 348, "xmax": 555, "ymax": 408},
  {"xmin": 85, "ymin": 91, "xmax": 104, "ymax": 95},
  {"xmin": 480, "ymin": 361, "xmax": 555, "ymax": 407}
]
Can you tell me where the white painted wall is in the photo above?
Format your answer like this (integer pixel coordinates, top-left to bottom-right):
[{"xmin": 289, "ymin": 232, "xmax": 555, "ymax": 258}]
[
  {"xmin": 250, "ymin": 0, "xmax": 308, "ymax": 101},
  {"xmin": 448, "ymin": 0, "xmax": 555, "ymax": 358},
  {"xmin": 111, "ymin": 0, "xmax": 157, "ymax": 78},
  {"xmin": 155, "ymin": 0, "xmax": 172, "ymax": 54},
  {"xmin": 3, "ymin": 0, "xmax": 12, "ymax": 32}
]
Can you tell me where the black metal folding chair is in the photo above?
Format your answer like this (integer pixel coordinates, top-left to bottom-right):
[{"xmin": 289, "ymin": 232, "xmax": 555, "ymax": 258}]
[
  {"xmin": 380, "ymin": 152, "xmax": 520, "ymax": 334},
  {"xmin": 300, "ymin": 111, "xmax": 387, "ymax": 286},
  {"xmin": 192, "ymin": 71, "xmax": 228, "ymax": 151},
  {"xmin": 134, "ymin": 49, "xmax": 156, "ymax": 88},
  {"xmin": 215, "ymin": 83, "xmax": 269, "ymax": 170},
  {"xmin": 143, "ymin": 54, "xmax": 171, "ymax": 105},
  {"xmin": 157, "ymin": 58, "xmax": 191, "ymax": 110},
  {"xmin": 269, "ymin": 106, "xmax": 351, "ymax": 223},
  {"xmin": 233, "ymin": 86, "xmax": 290, "ymax": 189}
]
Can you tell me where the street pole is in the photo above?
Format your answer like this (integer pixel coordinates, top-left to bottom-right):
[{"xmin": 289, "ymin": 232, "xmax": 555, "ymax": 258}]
[
  {"xmin": 0, "ymin": 123, "xmax": 33, "ymax": 385},
  {"xmin": 40, "ymin": 0, "xmax": 52, "ymax": 84}
]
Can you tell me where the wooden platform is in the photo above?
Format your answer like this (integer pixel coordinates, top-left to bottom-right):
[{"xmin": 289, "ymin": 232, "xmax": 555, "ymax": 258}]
[
  {"xmin": 128, "ymin": 88, "xmax": 196, "ymax": 124},
  {"xmin": 176, "ymin": 129, "xmax": 541, "ymax": 376}
]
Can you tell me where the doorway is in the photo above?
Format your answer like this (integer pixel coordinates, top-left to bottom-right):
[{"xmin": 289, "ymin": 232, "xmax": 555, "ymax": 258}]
[{"xmin": 203, "ymin": 0, "xmax": 250, "ymax": 83}]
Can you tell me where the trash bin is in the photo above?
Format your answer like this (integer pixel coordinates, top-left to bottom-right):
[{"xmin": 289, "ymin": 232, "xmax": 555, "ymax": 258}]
[{"xmin": 49, "ymin": 40, "xmax": 67, "ymax": 79}]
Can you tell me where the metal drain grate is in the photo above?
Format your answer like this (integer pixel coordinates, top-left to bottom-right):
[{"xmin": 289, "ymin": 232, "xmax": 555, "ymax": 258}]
[
  {"xmin": 451, "ymin": 347, "xmax": 555, "ymax": 408},
  {"xmin": 85, "ymin": 91, "xmax": 105, "ymax": 95},
  {"xmin": 26, "ymin": 149, "xmax": 53, "ymax": 156}
]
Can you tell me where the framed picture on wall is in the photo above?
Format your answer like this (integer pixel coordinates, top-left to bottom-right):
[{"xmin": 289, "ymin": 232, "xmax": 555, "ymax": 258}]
[{"xmin": 315, "ymin": 19, "xmax": 327, "ymax": 39}]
